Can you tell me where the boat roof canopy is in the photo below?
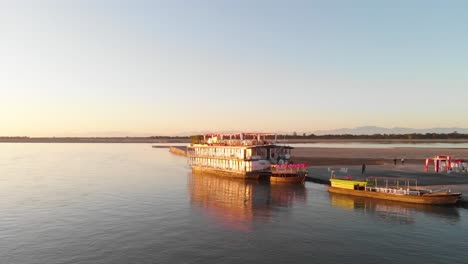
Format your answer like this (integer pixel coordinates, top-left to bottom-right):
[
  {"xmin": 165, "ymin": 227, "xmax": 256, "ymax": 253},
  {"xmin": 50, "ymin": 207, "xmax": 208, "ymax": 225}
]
[{"xmin": 366, "ymin": 177, "xmax": 417, "ymax": 182}]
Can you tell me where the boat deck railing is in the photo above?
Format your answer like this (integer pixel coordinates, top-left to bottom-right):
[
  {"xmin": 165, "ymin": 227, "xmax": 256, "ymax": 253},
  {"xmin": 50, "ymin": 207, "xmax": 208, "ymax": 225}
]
[
  {"xmin": 366, "ymin": 187, "xmax": 421, "ymax": 196},
  {"xmin": 195, "ymin": 139, "xmax": 275, "ymax": 146},
  {"xmin": 186, "ymin": 153, "xmax": 246, "ymax": 160}
]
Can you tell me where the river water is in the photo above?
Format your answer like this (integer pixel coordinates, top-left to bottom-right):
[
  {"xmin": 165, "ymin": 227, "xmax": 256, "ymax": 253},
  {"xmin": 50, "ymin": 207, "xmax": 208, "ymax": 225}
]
[{"xmin": 1, "ymin": 144, "xmax": 467, "ymax": 264}]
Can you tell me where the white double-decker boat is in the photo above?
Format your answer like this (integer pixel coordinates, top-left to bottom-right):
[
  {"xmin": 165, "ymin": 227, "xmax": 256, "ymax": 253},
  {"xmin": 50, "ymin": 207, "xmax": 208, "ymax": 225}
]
[{"xmin": 187, "ymin": 133, "xmax": 306, "ymax": 182}]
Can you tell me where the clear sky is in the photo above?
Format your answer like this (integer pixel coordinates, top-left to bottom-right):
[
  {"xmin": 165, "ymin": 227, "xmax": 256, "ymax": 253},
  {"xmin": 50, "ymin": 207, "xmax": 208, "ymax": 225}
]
[{"xmin": 1, "ymin": 1, "xmax": 467, "ymax": 136}]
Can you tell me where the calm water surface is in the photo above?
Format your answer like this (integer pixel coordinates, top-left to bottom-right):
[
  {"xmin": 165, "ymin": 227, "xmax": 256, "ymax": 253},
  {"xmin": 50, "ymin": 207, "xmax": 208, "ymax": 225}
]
[{"xmin": 1, "ymin": 144, "xmax": 467, "ymax": 264}]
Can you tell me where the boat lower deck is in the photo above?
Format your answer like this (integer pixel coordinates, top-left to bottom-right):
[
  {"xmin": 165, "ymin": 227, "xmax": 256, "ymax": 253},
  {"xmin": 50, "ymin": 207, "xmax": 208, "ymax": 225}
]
[
  {"xmin": 191, "ymin": 166, "xmax": 307, "ymax": 183},
  {"xmin": 191, "ymin": 166, "xmax": 270, "ymax": 180}
]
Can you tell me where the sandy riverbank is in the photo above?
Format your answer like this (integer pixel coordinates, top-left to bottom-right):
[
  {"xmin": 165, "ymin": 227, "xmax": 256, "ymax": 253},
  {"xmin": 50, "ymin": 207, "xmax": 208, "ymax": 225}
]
[{"xmin": 292, "ymin": 147, "xmax": 468, "ymax": 166}]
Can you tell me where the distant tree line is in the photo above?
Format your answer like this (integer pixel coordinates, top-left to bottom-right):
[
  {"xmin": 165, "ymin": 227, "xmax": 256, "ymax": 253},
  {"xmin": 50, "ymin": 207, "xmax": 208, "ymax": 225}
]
[
  {"xmin": 277, "ymin": 132, "xmax": 468, "ymax": 140},
  {"xmin": 2, "ymin": 132, "xmax": 468, "ymax": 140},
  {"xmin": 0, "ymin": 136, "xmax": 191, "ymax": 139},
  {"xmin": 148, "ymin": 136, "xmax": 190, "ymax": 139}
]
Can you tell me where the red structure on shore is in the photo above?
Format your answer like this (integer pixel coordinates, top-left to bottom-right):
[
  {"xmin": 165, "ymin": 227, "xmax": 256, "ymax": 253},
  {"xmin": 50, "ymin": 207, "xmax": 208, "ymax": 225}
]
[{"xmin": 425, "ymin": 155, "xmax": 452, "ymax": 173}]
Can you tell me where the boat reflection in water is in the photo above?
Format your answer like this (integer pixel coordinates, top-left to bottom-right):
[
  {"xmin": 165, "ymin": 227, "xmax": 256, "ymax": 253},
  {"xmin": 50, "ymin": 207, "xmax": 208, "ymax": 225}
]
[
  {"xmin": 189, "ymin": 172, "xmax": 306, "ymax": 231},
  {"xmin": 329, "ymin": 193, "xmax": 460, "ymax": 224}
]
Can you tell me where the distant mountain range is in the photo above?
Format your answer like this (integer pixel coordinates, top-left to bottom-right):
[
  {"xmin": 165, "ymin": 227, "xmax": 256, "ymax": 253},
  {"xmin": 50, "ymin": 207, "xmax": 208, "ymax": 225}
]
[{"xmin": 311, "ymin": 126, "xmax": 468, "ymax": 135}]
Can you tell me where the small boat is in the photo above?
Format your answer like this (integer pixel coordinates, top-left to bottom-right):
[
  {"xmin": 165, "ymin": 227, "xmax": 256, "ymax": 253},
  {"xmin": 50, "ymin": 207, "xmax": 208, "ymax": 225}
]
[
  {"xmin": 270, "ymin": 164, "xmax": 307, "ymax": 183},
  {"xmin": 328, "ymin": 175, "xmax": 461, "ymax": 205}
]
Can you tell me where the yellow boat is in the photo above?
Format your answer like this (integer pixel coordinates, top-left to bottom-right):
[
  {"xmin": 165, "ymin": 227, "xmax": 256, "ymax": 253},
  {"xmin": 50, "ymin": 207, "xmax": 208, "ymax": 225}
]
[{"xmin": 329, "ymin": 177, "xmax": 461, "ymax": 205}]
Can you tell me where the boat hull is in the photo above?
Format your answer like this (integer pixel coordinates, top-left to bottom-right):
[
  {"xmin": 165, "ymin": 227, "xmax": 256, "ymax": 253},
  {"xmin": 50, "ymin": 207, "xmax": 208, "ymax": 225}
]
[
  {"xmin": 270, "ymin": 175, "xmax": 306, "ymax": 184},
  {"xmin": 191, "ymin": 166, "xmax": 261, "ymax": 180},
  {"xmin": 328, "ymin": 186, "xmax": 461, "ymax": 205}
]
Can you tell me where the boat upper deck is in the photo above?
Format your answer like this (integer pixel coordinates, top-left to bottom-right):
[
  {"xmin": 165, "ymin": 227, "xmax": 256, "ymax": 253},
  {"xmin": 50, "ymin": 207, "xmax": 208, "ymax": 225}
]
[{"xmin": 190, "ymin": 133, "xmax": 291, "ymax": 149}]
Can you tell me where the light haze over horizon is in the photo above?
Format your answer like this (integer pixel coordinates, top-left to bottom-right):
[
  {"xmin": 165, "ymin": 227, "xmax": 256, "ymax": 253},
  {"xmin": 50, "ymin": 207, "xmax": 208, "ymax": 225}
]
[{"xmin": 1, "ymin": 1, "xmax": 468, "ymax": 137}]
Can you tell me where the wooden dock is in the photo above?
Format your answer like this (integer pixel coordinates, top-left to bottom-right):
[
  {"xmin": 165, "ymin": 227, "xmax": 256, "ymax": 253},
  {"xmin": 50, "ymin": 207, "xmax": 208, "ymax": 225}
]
[
  {"xmin": 169, "ymin": 146, "xmax": 187, "ymax": 156},
  {"xmin": 152, "ymin": 145, "xmax": 188, "ymax": 156}
]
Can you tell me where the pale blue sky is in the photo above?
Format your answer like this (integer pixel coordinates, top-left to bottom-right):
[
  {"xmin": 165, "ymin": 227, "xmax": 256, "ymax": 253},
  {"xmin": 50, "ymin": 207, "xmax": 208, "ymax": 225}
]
[{"xmin": 1, "ymin": 1, "xmax": 467, "ymax": 136}]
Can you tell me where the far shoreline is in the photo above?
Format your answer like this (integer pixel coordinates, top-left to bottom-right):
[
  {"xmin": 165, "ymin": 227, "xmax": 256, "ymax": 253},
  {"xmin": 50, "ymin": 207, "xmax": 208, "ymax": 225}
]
[{"xmin": 2, "ymin": 137, "xmax": 468, "ymax": 144}]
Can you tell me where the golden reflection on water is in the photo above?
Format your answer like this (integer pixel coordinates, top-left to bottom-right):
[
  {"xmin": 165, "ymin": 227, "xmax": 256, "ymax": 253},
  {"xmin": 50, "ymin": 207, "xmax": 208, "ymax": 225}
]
[
  {"xmin": 329, "ymin": 193, "xmax": 460, "ymax": 224},
  {"xmin": 188, "ymin": 172, "xmax": 306, "ymax": 231}
]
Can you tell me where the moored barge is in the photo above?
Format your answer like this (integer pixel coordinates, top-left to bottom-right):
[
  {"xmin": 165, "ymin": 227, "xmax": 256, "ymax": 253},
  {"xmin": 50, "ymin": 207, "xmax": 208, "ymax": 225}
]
[{"xmin": 328, "ymin": 176, "xmax": 461, "ymax": 205}]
